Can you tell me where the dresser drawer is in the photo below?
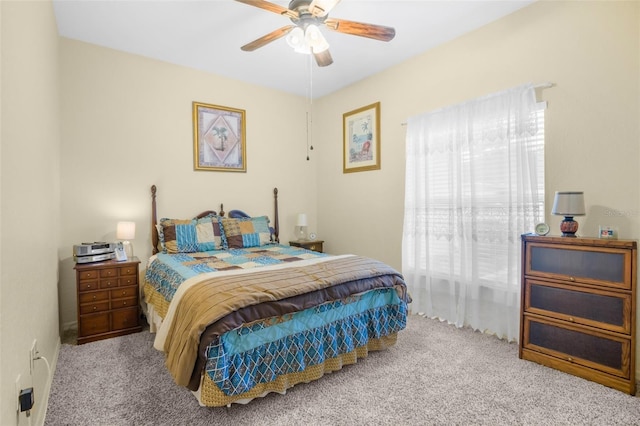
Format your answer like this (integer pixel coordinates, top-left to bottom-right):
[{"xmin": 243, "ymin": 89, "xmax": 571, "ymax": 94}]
[
  {"xmin": 79, "ymin": 270, "xmax": 99, "ymax": 280},
  {"xmin": 79, "ymin": 313, "xmax": 110, "ymax": 337},
  {"xmin": 78, "ymin": 280, "xmax": 99, "ymax": 292},
  {"xmin": 100, "ymin": 278, "xmax": 118, "ymax": 289},
  {"xmin": 119, "ymin": 276, "xmax": 137, "ymax": 287},
  {"xmin": 112, "ymin": 297, "xmax": 137, "ymax": 310},
  {"xmin": 79, "ymin": 290, "xmax": 109, "ymax": 304},
  {"xmin": 112, "ymin": 307, "xmax": 139, "ymax": 330},
  {"xmin": 111, "ymin": 287, "xmax": 137, "ymax": 300},
  {"xmin": 79, "ymin": 301, "xmax": 110, "ymax": 315},
  {"xmin": 524, "ymin": 279, "xmax": 631, "ymax": 334},
  {"xmin": 119, "ymin": 265, "xmax": 137, "ymax": 276},
  {"xmin": 100, "ymin": 268, "xmax": 118, "ymax": 278},
  {"xmin": 522, "ymin": 316, "xmax": 631, "ymax": 379},
  {"xmin": 525, "ymin": 243, "xmax": 632, "ymax": 289}
]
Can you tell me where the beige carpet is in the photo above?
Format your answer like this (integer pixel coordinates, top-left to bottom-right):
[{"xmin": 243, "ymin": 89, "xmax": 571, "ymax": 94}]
[{"xmin": 45, "ymin": 315, "xmax": 640, "ymax": 425}]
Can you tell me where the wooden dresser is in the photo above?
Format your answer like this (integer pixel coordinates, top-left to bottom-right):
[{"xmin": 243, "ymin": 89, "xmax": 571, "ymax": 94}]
[
  {"xmin": 74, "ymin": 257, "xmax": 142, "ymax": 344},
  {"xmin": 519, "ymin": 234, "xmax": 636, "ymax": 394}
]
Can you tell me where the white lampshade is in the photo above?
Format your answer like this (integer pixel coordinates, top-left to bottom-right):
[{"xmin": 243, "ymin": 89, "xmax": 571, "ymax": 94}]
[
  {"xmin": 551, "ymin": 192, "xmax": 586, "ymax": 216},
  {"xmin": 297, "ymin": 213, "xmax": 308, "ymax": 227},
  {"xmin": 116, "ymin": 221, "xmax": 136, "ymax": 240},
  {"xmin": 305, "ymin": 25, "xmax": 329, "ymax": 53}
]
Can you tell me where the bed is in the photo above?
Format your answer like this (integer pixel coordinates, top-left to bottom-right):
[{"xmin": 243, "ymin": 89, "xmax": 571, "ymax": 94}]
[{"xmin": 143, "ymin": 185, "xmax": 410, "ymax": 407}]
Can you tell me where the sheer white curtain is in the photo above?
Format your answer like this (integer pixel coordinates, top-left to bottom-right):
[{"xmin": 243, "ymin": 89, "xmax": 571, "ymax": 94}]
[{"xmin": 402, "ymin": 84, "xmax": 545, "ymax": 341}]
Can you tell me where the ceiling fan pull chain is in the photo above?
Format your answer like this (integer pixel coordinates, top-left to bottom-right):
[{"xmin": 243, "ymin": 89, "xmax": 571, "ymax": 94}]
[{"xmin": 307, "ymin": 53, "xmax": 314, "ymax": 160}]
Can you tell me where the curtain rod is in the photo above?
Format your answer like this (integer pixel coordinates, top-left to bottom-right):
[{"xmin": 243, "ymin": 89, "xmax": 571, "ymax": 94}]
[{"xmin": 400, "ymin": 82, "xmax": 555, "ymax": 126}]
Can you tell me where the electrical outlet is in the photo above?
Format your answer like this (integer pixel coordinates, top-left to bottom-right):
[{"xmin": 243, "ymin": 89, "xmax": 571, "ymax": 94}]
[
  {"xmin": 30, "ymin": 340, "xmax": 37, "ymax": 375},
  {"xmin": 15, "ymin": 374, "xmax": 21, "ymax": 413}
]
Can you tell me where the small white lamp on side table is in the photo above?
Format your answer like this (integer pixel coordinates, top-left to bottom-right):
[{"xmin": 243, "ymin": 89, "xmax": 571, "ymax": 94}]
[
  {"xmin": 296, "ymin": 213, "xmax": 308, "ymax": 241},
  {"xmin": 116, "ymin": 221, "xmax": 136, "ymax": 259}
]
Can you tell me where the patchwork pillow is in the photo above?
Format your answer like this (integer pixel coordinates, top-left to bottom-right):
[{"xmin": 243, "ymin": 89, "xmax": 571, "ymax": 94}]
[
  {"xmin": 221, "ymin": 216, "xmax": 271, "ymax": 249},
  {"xmin": 159, "ymin": 215, "xmax": 224, "ymax": 253}
]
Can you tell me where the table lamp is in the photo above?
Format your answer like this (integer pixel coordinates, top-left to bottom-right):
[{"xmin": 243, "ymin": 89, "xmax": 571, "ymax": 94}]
[
  {"xmin": 296, "ymin": 213, "xmax": 308, "ymax": 241},
  {"xmin": 551, "ymin": 191, "xmax": 585, "ymax": 237},
  {"xmin": 116, "ymin": 221, "xmax": 136, "ymax": 258}
]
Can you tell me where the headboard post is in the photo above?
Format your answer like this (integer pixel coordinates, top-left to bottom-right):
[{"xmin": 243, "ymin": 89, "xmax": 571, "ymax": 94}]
[
  {"xmin": 273, "ymin": 188, "xmax": 279, "ymax": 243},
  {"xmin": 151, "ymin": 185, "xmax": 158, "ymax": 254}
]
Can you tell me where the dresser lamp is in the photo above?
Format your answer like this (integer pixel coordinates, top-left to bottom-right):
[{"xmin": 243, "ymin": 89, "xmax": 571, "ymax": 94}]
[
  {"xmin": 296, "ymin": 213, "xmax": 308, "ymax": 241},
  {"xmin": 116, "ymin": 221, "xmax": 135, "ymax": 258},
  {"xmin": 551, "ymin": 191, "xmax": 585, "ymax": 237}
]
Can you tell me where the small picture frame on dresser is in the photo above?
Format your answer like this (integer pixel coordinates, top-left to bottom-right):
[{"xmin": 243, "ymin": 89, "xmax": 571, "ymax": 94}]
[{"xmin": 599, "ymin": 226, "xmax": 618, "ymax": 239}]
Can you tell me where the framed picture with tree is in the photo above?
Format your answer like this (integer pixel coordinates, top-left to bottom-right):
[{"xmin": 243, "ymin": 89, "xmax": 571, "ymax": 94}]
[
  {"xmin": 343, "ymin": 102, "xmax": 381, "ymax": 173},
  {"xmin": 193, "ymin": 101, "xmax": 246, "ymax": 172}
]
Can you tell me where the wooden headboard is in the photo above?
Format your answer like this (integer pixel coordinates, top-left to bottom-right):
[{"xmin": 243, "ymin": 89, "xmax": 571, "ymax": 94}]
[{"xmin": 150, "ymin": 185, "xmax": 280, "ymax": 254}]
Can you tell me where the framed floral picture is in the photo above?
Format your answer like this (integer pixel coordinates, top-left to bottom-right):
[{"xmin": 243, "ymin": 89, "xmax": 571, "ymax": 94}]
[
  {"xmin": 343, "ymin": 102, "xmax": 381, "ymax": 173},
  {"xmin": 193, "ymin": 101, "xmax": 246, "ymax": 172}
]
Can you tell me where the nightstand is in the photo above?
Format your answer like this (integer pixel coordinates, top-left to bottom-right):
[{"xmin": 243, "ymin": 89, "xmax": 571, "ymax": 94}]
[
  {"xmin": 74, "ymin": 257, "xmax": 142, "ymax": 344},
  {"xmin": 289, "ymin": 240, "xmax": 324, "ymax": 253}
]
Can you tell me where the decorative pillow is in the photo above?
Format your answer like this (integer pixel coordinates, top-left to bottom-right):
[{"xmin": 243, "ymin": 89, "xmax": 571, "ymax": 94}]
[
  {"xmin": 221, "ymin": 216, "xmax": 271, "ymax": 249},
  {"xmin": 159, "ymin": 215, "xmax": 224, "ymax": 253}
]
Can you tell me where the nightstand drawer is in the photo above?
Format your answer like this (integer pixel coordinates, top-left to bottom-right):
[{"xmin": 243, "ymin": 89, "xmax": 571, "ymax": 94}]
[
  {"xmin": 119, "ymin": 265, "xmax": 137, "ymax": 276},
  {"xmin": 78, "ymin": 280, "xmax": 99, "ymax": 292},
  {"xmin": 80, "ymin": 301, "xmax": 110, "ymax": 315},
  {"xmin": 112, "ymin": 297, "xmax": 136, "ymax": 309},
  {"xmin": 119, "ymin": 276, "xmax": 137, "ymax": 287},
  {"xmin": 111, "ymin": 287, "xmax": 136, "ymax": 299},
  {"xmin": 289, "ymin": 240, "xmax": 324, "ymax": 253},
  {"xmin": 79, "ymin": 290, "xmax": 109, "ymax": 304},
  {"xmin": 79, "ymin": 270, "xmax": 99, "ymax": 280},
  {"xmin": 100, "ymin": 268, "xmax": 118, "ymax": 278},
  {"xmin": 100, "ymin": 278, "xmax": 118, "ymax": 289},
  {"xmin": 112, "ymin": 307, "xmax": 139, "ymax": 330},
  {"xmin": 79, "ymin": 313, "xmax": 110, "ymax": 336},
  {"xmin": 524, "ymin": 279, "xmax": 631, "ymax": 334}
]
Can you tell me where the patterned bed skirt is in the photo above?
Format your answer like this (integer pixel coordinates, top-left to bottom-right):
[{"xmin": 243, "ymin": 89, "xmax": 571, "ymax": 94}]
[{"xmin": 196, "ymin": 333, "xmax": 398, "ymax": 407}]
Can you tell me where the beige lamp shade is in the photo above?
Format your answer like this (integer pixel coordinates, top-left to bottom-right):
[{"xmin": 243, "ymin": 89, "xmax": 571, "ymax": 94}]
[
  {"xmin": 116, "ymin": 221, "xmax": 136, "ymax": 240},
  {"xmin": 551, "ymin": 192, "xmax": 586, "ymax": 216}
]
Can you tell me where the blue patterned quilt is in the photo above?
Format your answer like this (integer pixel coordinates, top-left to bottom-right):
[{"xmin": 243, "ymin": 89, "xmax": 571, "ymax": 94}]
[{"xmin": 145, "ymin": 244, "xmax": 328, "ymax": 305}]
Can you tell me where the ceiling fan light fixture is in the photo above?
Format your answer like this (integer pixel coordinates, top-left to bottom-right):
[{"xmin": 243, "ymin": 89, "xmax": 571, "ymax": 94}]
[
  {"xmin": 305, "ymin": 24, "xmax": 329, "ymax": 53},
  {"xmin": 286, "ymin": 26, "xmax": 309, "ymax": 53}
]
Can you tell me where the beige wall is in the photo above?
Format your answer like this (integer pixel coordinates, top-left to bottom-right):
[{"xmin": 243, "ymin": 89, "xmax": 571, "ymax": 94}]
[
  {"xmin": 1, "ymin": 1, "xmax": 61, "ymax": 425},
  {"xmin": 315, "ymin": 0, "xmax": 640, "ymax": 269},
  {"xmin": 58, "ymin": 39, "xmax": 318, "ymax": 329}
]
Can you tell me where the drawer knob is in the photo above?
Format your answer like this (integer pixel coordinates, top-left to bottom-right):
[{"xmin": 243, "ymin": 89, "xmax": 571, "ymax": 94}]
[
  {"xmin": 92, "ymin": 295, "xmax": 96, "ymax": 300},
  {"xmin": 567, "ymin": 357, "xmax": 574, "ymax": 362},
  {"xmin": 568, "ymin": 317, "xmax": 574, "ymax": 322},
  {"xmin": 93, "ymin": 306, "xmax": 97, "ymax": 310},
  {"xmin": 87, "ymin": 284, "xmax": 91, "ymax": 288},
  {"xmin": 570, "ymin": 276, "xmax": 575, "ymax": 282},
  {"xmin": 123, "ymin": 301, "xmax": 127, "ymax": 306}
]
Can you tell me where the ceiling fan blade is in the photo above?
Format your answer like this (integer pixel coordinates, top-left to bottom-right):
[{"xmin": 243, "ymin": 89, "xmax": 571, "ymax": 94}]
[
  {"xmin": 234, "ymin": 0, "xmax": 298, "ymax": 19},
  {"xmin": 308, "ymin": 0, "xmax": 341, "ymax": 17},
  {"xmin": 241, "ymin": 25, "xmax": 295, "ymax": 51},
  {"xmin": 313, "ymin": 49, "xmax": 333, "ymax": 67},
  {"xmin": 324, "ymin": 18, "xmax": 396, "ymax": 42}
]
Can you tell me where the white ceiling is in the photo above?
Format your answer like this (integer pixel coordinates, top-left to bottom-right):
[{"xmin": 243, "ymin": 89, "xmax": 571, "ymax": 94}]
[{"xmin": 52, "ymin": 0, "xmax": 534, "ymax": 99}]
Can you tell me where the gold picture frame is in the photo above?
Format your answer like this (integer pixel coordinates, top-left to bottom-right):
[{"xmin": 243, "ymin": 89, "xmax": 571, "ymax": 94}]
[
  {"xmin": 193, "ymin": 101, "xmax": 246, "ymax": 172},
  {"xmin": 343, "ymin": 102, "xmax": 381, "ymax": 173}
]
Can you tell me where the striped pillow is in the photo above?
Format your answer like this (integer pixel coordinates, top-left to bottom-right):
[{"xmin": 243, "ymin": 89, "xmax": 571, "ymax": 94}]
[
  {"xmin": 159, "ymin": 215, "xmax": 224, "ymax": 253},
  {"xmin": 221, "ymin": 216, "xmax": 271, "ymax": 249}
]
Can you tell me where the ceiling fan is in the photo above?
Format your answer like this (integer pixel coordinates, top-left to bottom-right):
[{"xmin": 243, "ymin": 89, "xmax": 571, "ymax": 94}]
[{"xmin": 235, "ymin": 0, "xmax": 396, "ymax": 67}]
